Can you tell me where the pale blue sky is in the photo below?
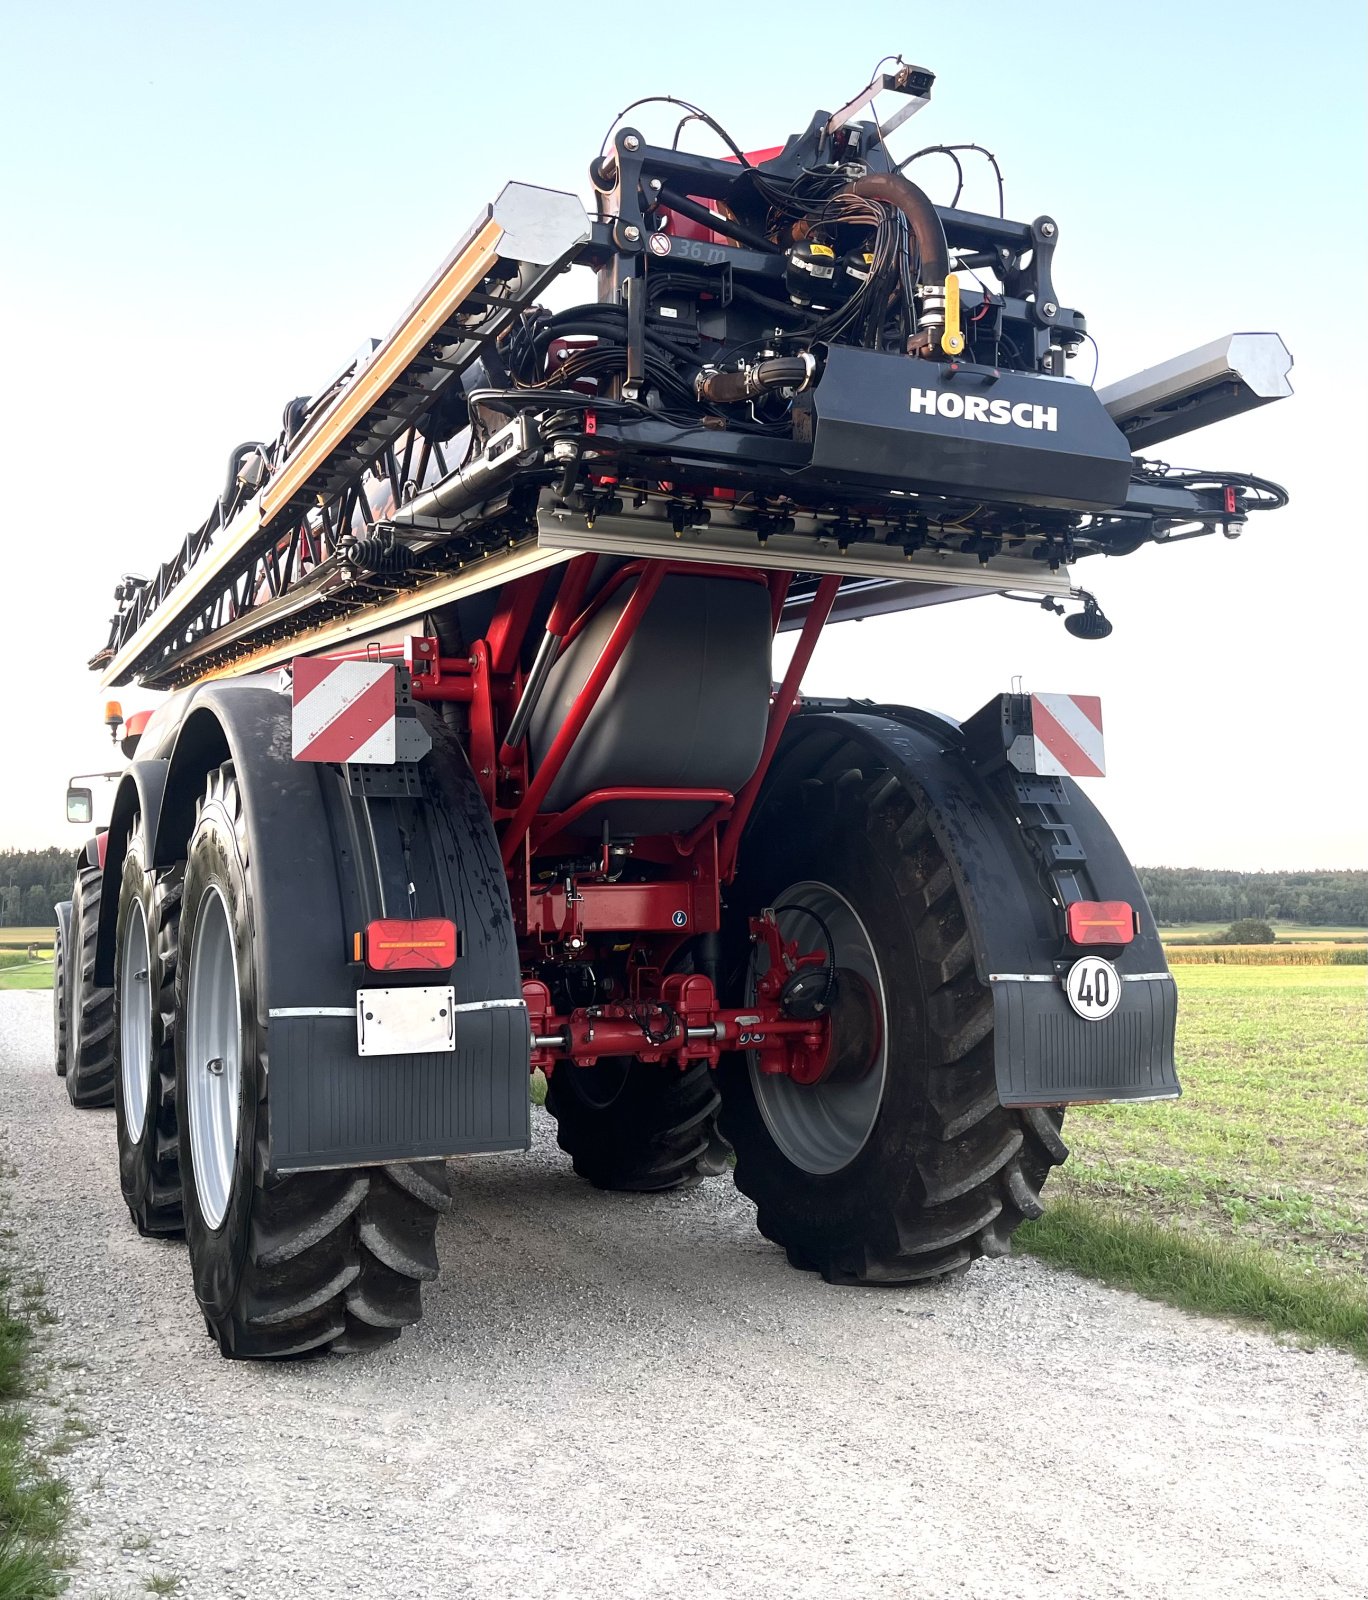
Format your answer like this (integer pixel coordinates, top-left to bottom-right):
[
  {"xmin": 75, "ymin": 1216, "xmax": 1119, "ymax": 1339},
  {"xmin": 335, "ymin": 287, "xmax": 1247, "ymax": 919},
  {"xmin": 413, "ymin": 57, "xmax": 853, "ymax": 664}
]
[{"xmin": 1, "ymin": 0, "xmax": 1363, "ymax": 865}]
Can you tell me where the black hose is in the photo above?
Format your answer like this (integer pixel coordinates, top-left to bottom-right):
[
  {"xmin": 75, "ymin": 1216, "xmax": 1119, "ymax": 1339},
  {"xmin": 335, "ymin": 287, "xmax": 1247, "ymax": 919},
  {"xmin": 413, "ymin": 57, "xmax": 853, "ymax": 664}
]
[
  {"xmin": 530, "ymin": 311, "xmax": 701, "ymax": 367},
  {"xmin": 281, "ymin": 396, "xmax": 311, "ymax": 443},
  {"xmin": 653, "ymin": 185, "xmax": 780, "ymax": 256},
  {"xmin": 220, "ymin": 441, "xmax": 267, "ymax": 515},
  {"xmin": 697, "ymin": 356, "xmax": 813, "ymax": 405},
  {"xmin": 728, "ymin": 281, "xmax": 807, "ymax": 318}
]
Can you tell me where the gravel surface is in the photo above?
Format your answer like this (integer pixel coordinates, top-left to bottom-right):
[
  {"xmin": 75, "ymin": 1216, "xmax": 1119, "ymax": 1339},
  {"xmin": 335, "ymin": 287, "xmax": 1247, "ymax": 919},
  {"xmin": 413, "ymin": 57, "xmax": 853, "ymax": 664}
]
[{"xmin": 2, "ymin": 990, "xmax": 1364, "ymax": 1599}]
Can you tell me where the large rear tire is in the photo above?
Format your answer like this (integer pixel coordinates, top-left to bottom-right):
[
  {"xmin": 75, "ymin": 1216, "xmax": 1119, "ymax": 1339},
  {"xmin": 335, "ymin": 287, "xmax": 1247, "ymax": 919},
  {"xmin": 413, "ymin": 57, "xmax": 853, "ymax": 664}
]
[
  {"xmin": 53, "ymin": 900, "xmax": 72, "ymax": 1076},
  {"xmin": 67, "ymin": 868, "xmax": 116, "ymax": 1109},
  {"xmin": 177, "ymin": 763, "xmax": 450, "ymax": 1359},
  {"xmin": 720, "ymin": 750, "xmax": 1067, "ymax": 1285},
  {"xmin": 544, "ymin": 1057, "xmax": 725, "ymax": 1192},
  {"xmin": 113, "ymin": 825, "xmax": 185, "ymax": 1237}
]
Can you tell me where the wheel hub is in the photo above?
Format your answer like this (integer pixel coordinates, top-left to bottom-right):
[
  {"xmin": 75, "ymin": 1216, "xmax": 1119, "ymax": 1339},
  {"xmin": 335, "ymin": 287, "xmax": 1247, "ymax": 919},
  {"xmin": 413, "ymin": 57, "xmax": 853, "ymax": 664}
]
[
  {"xmin": 748, "ymin": 882, "xmax": 889, "ymax": 1175},
  {"xmin": 784, "ymin": 967, "xmax": 882, "ymax": 1087}
]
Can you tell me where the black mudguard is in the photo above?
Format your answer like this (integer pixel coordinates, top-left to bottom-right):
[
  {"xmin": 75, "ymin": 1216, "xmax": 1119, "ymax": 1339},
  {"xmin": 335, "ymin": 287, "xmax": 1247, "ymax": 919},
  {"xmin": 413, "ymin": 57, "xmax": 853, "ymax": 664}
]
[
  {"xmin": 768, "ymin": 704, "xmax": 1178, "ymax": 1106},
  {"xmin": 106, "ymin": 677, "xmax": 529, "ymax": 1171},
  {"xmin": 93, "ymin": 761, "xmax": 169, "ymax": 983}
]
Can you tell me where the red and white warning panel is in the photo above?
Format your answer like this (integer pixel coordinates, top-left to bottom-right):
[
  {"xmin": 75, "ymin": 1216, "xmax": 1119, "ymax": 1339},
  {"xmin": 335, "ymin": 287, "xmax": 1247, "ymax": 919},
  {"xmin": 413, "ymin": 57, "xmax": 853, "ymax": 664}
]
[
  {"xmin": 291, "ymin": 658, "xmax": 397, "ymax": 764},
  {"xmin": 1027, "ymin": 693, "xmax": 1105, "ymax": 778},
  {"xmin": 959, "ymin": 690, "xmax": 1109, "ymax": 781}
]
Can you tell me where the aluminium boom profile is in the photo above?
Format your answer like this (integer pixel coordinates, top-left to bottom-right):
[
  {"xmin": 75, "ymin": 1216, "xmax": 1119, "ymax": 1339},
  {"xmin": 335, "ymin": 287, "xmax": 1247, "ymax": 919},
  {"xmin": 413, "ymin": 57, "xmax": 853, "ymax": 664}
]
[{"xmin": 100, "ymin": 183, "xmax": 591, "ymax": 689}]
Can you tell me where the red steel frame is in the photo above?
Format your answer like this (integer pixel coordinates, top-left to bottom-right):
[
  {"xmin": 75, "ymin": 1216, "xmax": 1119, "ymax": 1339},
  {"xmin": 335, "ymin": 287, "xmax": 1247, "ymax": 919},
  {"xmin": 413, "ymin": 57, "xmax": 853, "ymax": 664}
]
[{"xmin": 318, "ymin": 554, "xmax": 843, "ymax": 1079}]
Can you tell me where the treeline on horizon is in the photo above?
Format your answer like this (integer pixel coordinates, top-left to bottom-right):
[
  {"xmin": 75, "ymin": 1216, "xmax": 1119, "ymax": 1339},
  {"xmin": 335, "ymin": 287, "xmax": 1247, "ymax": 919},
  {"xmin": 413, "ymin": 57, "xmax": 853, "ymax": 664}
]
[
  {"xmin": 1136, "ymin": 867, "xmax": 1367, "ymax": 927},
  {"xmin": 3, "ymin": 845, "xmax": 1364, "ymax": 929},
  {"xmin": 1, "ymin": 846, "xmax": 81, "ymax": 927}
]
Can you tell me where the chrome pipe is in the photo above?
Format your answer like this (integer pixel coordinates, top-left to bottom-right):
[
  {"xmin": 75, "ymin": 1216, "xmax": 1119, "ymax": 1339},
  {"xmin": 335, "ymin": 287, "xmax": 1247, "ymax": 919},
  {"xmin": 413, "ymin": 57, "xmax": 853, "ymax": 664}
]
[{"xmin": 502, "ymin": 629, "xmax": 562, "ymax": 751}]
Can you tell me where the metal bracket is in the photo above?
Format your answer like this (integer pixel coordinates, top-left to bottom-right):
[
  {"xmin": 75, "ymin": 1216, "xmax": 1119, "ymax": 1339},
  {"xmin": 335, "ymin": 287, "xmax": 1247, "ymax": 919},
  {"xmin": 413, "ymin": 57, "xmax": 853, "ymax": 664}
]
[
  {"xmin": 826, "ymin": 64, "xmax": 935, "ymax": 136},
  {"xmin": 345, "ymin": 761, "xmax": 425, "ymax": 798}
]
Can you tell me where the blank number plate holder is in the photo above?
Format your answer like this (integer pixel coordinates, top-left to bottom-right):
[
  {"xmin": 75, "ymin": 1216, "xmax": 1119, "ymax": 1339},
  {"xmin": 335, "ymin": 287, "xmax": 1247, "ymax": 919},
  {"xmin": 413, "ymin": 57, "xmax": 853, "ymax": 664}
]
[{"xmin": 356, "ymin": 985, "xmax": 456, "ymax": 1057}]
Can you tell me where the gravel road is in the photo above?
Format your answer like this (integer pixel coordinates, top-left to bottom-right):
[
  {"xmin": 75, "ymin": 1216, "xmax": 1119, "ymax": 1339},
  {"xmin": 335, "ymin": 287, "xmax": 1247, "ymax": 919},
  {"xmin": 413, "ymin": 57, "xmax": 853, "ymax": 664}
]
[{"xmin": 2, "ymin": 990, "xmax": 1364, "ymax": 1599}]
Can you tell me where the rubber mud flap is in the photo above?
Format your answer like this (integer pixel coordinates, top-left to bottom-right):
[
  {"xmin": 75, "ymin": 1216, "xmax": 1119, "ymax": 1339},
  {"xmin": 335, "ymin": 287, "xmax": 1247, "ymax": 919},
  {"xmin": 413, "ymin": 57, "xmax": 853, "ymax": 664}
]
[{"xmin": 992, "ymin": 974, "xmax": 1178, "ymax": 1105}]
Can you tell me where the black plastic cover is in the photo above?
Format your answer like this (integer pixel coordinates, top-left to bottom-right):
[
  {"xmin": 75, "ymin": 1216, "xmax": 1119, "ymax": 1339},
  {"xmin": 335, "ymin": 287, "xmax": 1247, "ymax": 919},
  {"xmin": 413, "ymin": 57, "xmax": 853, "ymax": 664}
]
[{"xmin": 793, "ymin": 347, "xmax": 1134, "ymax": 512}]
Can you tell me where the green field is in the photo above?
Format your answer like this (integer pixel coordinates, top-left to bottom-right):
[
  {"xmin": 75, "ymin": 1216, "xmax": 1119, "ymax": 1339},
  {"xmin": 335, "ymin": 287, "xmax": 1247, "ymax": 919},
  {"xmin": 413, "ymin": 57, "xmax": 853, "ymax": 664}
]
[
  {"xmin": 1160, "ymin": 922, "xmax": 1367, "ymax": 944},
  {"xmin": 1022, "ymin": 964, "xmax": 1366, "ymax": 1355},
  {"xmin": 0, "ymin": 959, "xmax": 54, "ymax": 992}
]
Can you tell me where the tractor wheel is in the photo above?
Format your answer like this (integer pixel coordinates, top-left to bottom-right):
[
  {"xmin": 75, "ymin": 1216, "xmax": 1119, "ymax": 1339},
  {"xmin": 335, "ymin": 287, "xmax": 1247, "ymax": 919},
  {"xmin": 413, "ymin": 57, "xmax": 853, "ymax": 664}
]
[
  {"xmin": 66, "ymin": 868, "xmax": 117, "ymax": 1109},
  {"xmin": 177, "ymin": 762, "xmax": 450, "ymax": 1359},
  {"xmin": 720, "ymin": 752, "xmax": 1068, "ymax": 1285},
  {"xmin": 53, "ymin": 899, "xmax": 72, "ymax": 1076},
  {"xmin": 113, "ymin": 825, "xmax": 185, "ymax": 1237},
  {"xmin": 544, "ymin": 1056, "xmax": 725, "ymax": 1192}
]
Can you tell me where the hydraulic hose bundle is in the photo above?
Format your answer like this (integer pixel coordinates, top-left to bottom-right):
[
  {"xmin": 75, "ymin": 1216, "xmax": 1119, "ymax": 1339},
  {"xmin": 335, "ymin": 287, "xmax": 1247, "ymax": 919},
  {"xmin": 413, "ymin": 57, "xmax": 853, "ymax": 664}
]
[{"xmin": 494, "ymin": 161, "xmax": 951, "ymax": 430}]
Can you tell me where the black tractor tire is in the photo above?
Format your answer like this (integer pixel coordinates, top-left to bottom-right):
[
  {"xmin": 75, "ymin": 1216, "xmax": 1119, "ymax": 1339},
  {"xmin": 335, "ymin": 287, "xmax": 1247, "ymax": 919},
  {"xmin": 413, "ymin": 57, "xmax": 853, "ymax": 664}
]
[
  {"xmin": 66, "ymin": 867, "xmax": 116, "ymax": 1109},
  {"xmin": 113, "ymin": 824, "xmax": 185, "ymax": 1237},
  {"xmin": 719, "ymin": 746, "xmax": 1068, "ymax": 1285},
  {"xmin": 544, "ymin": 1055, "xmax": 725, "ymax": 1192},
  {"xmin": 177, "ymin": 762, "xmax": 450, "ymax": 1359},
  {"xmin": 53, "ymin": 899, "xmax": 72, "ymax": 1076}
]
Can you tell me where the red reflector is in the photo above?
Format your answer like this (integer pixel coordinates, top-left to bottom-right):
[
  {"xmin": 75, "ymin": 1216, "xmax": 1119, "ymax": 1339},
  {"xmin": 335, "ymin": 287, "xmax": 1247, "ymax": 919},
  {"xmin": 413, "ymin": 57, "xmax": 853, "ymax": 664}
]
[
  {"xmin": 1223, "ymin": 485, "xmax": 1238, "ymax": 515},
  {"xmin": 365, "ymin": 918, "xmax": 457, "ymax": 972},
  {"xmin": 1066, "ymin": 901, "xmax": 1136, "ymax": 946}
]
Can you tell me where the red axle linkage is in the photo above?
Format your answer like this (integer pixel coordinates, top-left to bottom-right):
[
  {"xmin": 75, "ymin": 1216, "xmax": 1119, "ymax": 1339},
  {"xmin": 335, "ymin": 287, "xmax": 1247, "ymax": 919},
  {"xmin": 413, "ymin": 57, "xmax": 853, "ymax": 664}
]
[{"xmin": 522, "ymin": 913, "xmax": 834, "ymax": 1078}]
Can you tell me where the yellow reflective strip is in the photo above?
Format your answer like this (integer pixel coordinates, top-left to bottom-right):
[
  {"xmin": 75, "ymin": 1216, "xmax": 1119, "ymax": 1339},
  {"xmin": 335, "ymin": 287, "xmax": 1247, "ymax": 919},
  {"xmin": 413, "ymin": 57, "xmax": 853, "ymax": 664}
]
[
  {"xmin": 101, "ymin": 220, "xmax": 507, "ymax": 689},
  {"xmin": 260, "ymin": 216, "xmax": 505, "ymax": 527}
]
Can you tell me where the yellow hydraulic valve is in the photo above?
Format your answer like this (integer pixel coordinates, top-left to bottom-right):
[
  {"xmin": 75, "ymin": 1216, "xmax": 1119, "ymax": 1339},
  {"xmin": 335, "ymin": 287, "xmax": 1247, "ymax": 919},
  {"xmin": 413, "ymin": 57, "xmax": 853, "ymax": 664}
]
[{"xmin": 940, "ymin": 273, "xmax": 965, "ymax": 356}]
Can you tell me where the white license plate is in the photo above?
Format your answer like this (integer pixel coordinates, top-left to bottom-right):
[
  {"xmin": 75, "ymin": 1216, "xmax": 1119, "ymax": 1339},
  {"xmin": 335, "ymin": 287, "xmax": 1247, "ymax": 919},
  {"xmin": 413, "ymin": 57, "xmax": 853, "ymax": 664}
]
[{"xmin": 356, "ymin": 985, "xmax": 456, "ymax": 1057}]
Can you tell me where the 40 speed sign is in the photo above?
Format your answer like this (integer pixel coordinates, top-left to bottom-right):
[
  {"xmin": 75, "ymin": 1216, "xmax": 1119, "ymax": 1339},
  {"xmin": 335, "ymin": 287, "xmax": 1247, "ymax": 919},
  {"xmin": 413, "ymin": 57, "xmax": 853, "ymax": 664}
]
[{"xmin": 1064, "ymin": 955, "xmax": 1122, "ymax": 1021}]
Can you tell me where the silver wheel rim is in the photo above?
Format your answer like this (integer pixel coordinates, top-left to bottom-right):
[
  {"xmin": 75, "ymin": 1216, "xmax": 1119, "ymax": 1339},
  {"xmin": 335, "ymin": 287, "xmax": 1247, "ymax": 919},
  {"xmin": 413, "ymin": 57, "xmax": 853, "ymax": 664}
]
[
  {"xmin": 53, "ymin": 922, "xmax": 65, "ymax": 1054},
  {"xmin": 748, "ymin": 881, "xmax": 889, "ymax": 1175},
  {"xmin": 119, "ymin": 899, "xmax": 153, "ymax": 1139},
  {"xmin": 185, "ymin": 885, "xmax": 242, "ymax": 1230}
]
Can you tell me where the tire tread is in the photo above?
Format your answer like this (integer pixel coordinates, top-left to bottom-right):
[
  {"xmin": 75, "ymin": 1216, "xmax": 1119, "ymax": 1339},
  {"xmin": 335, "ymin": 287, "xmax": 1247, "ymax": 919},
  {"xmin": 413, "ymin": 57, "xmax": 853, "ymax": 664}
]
[
  {"xmin": 67, "ymin": 868, "xmax": 116, "ymax": 1109},
  {"xmin": 545, "ymin": 1059, "xmax": 723, "ymax": 1193},
  {"xmin": 723, "ymin": 747, "xmax": 1068, "ymax": 1287},
  {"xmin": 180, "ymin": 764, "xmax": 450, "ymax": 1360}
]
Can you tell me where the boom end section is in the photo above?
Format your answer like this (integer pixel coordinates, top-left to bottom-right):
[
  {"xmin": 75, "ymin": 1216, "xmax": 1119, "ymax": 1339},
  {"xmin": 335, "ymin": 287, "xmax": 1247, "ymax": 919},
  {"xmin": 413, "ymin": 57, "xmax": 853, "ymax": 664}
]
[{"xmin": 1099, "ymin": 331, "xmax": 1293, "ymax": 450}]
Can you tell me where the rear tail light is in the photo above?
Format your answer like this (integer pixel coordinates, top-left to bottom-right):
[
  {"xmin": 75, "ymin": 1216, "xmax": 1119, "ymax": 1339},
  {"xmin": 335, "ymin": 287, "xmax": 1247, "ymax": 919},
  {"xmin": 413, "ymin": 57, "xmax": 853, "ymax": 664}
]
[
  {"xmin": 364, "ymin": 918, "xmax": 458, "ymax": 972},
  {"xmin": 1066, "ymin": 901, "xmax": 1137, "ymax": 946}
]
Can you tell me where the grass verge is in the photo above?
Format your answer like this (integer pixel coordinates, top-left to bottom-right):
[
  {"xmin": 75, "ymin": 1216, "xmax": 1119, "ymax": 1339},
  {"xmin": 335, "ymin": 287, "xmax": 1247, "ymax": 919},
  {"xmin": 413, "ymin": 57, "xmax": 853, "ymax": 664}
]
[
  {"xmin": 0, "ymin": 1256, "xmax": 68, "ymax": 1596},
  {"xmin": 1019, "ymin": 964, "xmax": 1366, "ymax": 1359},
  {"xmin": 0, "ymin": 962, "xmax": 55, "ymax": 994},
  {"xmin": 1022, "ymin": 1198, "xmax": 1366, "ymax": 1360}
]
